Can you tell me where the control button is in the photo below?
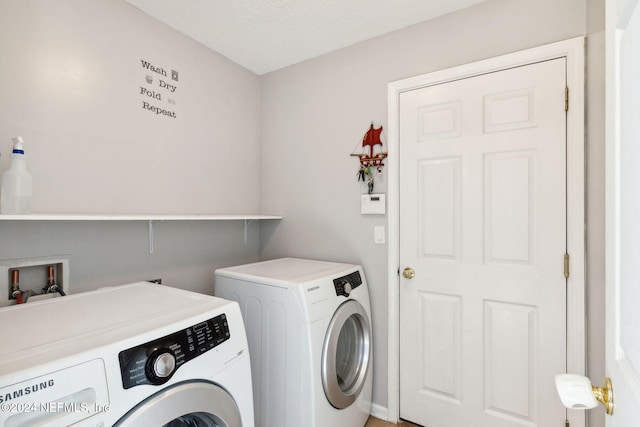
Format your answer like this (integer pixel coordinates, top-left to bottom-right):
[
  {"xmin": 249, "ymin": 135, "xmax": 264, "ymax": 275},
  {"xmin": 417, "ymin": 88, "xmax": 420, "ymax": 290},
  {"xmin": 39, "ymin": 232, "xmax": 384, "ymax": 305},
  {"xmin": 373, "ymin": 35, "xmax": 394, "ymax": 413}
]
[
  {"xmin": 146, "ymin": 349, "xmax": 176, "ymax": 384},
  {"xmin": 343, "ymin": 281, "xmax": 352, "ymax": 297},
  {"xmin": 154, "ymin": 352, "xmax": 176, "ymax": 377}
]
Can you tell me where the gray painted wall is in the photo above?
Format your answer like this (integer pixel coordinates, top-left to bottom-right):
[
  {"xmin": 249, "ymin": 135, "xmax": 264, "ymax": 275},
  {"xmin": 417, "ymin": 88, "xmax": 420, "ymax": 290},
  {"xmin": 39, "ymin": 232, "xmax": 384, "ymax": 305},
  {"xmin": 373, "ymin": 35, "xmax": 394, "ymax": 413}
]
[
  {"xmin": 586, "ymin": 0, "xmax": 606, "ymax": 425},
  {"xmin": 0, "ymin": 1, "xmax": 264, "ymax": 294},
  {"xmin": 259, "ymin": 0, "xmax": 605, "ymax": 420}
]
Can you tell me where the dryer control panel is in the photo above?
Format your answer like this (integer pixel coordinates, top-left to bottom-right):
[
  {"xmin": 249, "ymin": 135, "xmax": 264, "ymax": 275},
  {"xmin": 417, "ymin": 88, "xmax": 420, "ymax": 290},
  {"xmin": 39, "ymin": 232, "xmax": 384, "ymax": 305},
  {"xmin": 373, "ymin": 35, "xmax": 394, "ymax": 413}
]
[
  {"xmin": 118, "ymin": 313, "xmax": 230, "ymax": 389},
  {"xmin": 333, "ymin": 271, "xmax": 362, "ymax": 297}
]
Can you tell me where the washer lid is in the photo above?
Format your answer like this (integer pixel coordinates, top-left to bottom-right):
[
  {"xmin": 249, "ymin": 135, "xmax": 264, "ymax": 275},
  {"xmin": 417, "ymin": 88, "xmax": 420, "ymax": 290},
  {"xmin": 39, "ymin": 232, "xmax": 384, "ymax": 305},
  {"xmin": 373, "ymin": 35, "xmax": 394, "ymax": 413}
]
[
  {"xmin": 0, "ymin": 282, "xmax": 236, "ymax": 376},
  {"xmin": 215, "ymin": 258, "xmax": 358, "ymax": 289}
]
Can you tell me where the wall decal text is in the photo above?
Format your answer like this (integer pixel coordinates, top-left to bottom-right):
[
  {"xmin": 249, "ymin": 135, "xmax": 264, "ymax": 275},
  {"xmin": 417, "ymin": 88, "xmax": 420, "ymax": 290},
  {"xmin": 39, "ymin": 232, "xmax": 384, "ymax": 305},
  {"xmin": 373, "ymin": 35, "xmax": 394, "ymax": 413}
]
[{"xmin": 140, "ymin": 59, "xmax": 178, "ymax": 119}]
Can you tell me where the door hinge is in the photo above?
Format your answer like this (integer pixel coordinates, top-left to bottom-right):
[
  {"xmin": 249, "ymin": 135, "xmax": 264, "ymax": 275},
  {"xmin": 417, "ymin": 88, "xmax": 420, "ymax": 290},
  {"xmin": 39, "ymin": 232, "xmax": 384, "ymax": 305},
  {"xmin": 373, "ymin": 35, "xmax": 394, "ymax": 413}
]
[
  {"xmin": 564, "ymin": 253, "xmax": 570, "ymax": 278},
  {"xmin": 565, "ymin": 87, "xmax": 569, "ymax": 112}
]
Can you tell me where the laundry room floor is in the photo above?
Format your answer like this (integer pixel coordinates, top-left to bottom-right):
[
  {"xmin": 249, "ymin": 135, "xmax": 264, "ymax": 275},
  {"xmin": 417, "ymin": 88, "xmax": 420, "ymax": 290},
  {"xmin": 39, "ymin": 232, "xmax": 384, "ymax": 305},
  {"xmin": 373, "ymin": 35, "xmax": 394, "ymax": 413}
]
[{"xmin": 366, "ymin": 416, "xmax": 421, "ymax": 427}]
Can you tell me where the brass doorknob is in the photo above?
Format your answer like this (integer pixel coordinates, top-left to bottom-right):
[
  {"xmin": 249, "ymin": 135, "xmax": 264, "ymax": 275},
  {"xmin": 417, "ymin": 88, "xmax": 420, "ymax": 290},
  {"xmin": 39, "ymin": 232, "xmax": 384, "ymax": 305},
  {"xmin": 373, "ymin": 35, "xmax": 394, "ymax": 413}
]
[
  {"xmin": 593, "ymin": 378, "xmax": 614, "ymax": 415},
  {"xmin": 402, "ymin": 267, "xmax": 415, "ymax": 279}
]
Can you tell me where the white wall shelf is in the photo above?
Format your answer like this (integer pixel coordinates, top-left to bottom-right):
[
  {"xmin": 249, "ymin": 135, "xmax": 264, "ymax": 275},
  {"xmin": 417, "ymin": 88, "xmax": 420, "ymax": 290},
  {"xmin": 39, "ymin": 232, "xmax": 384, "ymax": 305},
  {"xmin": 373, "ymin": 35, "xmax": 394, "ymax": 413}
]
[
  {"xmin": 0, "ymin": 214, "xmax": 282, "ymax": 221},
  {"xmin": 0, "ymin": 214, "xmax": 283, "ymax": 252}
]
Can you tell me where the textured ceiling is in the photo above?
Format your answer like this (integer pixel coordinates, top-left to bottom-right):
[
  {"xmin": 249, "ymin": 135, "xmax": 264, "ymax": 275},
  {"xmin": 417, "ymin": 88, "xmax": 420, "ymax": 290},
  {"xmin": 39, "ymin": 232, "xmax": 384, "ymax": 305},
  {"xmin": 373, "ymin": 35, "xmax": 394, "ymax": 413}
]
[{"xmin": 126, "ymin": 0, "xmax": 488, "ymax": 75}]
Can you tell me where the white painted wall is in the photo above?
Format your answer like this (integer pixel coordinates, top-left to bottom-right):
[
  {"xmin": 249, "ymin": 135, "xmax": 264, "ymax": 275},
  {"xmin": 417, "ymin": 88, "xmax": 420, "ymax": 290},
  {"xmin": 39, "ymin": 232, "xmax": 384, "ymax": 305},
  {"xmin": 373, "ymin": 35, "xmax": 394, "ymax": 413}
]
[
  {"xmin": 259, "ymin": 0, "xmax": 605, "ymax": 419},
  {"xmin": 0, "ymin": 1, "xmax": 263, "ymax": 293}
]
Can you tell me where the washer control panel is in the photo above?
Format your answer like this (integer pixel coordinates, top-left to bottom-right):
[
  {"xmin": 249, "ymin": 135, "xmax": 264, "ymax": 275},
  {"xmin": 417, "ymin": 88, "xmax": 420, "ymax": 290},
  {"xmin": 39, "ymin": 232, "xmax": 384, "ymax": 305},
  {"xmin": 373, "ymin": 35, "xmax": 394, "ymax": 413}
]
[
  {"xmin": 333, "ymin": 271, "xmax": 362, "ymax": 297},
  {"xmin": 119, "ymin": 313, "xmax": 230, "ymax": 389}
]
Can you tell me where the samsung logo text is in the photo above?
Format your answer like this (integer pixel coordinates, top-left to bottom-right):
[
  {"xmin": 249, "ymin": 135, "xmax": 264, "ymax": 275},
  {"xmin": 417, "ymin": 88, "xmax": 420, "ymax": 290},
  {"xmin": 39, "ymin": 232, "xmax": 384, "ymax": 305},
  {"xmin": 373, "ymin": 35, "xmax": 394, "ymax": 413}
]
[{"xmin": 0, "ymin": 379, "xmax": 55, "ymax": 402}]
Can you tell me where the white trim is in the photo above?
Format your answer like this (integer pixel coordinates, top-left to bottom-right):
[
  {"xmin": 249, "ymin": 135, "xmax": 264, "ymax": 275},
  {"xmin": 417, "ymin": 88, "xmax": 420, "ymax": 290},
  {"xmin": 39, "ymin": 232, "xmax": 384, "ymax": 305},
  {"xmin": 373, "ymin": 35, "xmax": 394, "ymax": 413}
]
[
  {"xmin": 370, "ymin": 403, "xmax": 390, "ymax": 422},
  {"xmin": 386, "ymin": 37, "xmax": 586, "ymax": 425}
]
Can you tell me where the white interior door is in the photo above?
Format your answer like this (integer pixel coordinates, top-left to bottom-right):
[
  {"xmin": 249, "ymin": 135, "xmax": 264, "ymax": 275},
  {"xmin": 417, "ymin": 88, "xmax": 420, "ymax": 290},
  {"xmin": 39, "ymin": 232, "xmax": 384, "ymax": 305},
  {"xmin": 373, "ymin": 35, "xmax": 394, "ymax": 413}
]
[
  {"xmin": 605, "ymin": 0, "xmax": 640, "ymax": 424},
  {"xmin": 399, "ymin": 59, "xmax": 568, "ymax": 427}
]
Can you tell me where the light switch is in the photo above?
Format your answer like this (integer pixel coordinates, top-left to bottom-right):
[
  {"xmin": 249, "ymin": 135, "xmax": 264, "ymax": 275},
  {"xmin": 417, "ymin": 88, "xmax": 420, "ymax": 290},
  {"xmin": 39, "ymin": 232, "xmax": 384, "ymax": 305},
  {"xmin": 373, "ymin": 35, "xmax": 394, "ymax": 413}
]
[{"xmin": 374, "ymin": 226, "xmax": 385, "ymax": 244}]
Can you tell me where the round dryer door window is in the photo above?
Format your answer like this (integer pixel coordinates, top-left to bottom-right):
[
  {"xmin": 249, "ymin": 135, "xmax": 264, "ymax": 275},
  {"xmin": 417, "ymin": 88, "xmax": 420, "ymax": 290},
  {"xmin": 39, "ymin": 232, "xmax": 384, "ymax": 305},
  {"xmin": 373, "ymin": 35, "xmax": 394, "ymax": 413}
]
[
  {"xmin": 114, "ymin": 380, "xmax": 242, "ymax": 427},
  {"xmin": 164, "ymin": 412, "xmax": 225, "ymax": 427},
  {"xmin": 321, "ymin": 299, "xmax": 372, "ymax": 409}
]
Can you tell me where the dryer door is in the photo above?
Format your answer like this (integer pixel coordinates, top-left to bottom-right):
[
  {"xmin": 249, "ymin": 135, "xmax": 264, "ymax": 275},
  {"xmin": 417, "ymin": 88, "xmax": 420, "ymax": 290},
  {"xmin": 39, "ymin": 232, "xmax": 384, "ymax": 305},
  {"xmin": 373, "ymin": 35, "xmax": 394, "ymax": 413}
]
[
  {"xmin": 321, "ymin": 299, "xmax": 372, "ymax": 409},
  {"xmin": 114, "ymin": 380, "xmax": 242, "ymax": 427}
]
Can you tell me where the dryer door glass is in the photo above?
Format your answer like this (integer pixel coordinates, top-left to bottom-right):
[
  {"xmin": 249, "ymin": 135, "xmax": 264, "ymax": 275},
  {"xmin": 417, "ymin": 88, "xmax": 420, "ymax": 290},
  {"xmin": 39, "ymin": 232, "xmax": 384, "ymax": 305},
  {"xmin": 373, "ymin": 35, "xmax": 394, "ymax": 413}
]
[
  {"xmin": 114, "ymin": 381, "xmax": 243, "ymax": 427},
  {"xmin": 164, "ymin": 412, "xmax": 224, "ymax": 426},
  {"xmin": 336, "ymin": 315, "xmax": 362, "ymax": 390},
  {"xmin": 322, "ymin": 299, "xmax": 371, "ymax": 409}
]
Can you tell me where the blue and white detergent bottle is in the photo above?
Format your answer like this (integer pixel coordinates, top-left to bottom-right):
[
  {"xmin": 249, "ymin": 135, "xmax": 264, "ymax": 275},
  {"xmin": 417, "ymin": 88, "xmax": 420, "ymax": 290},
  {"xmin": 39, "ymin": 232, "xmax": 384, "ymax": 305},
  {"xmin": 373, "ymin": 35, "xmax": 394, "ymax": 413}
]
[{"xmin": 0, "ymin": 136, "xmax": 32, "ymax": 214}]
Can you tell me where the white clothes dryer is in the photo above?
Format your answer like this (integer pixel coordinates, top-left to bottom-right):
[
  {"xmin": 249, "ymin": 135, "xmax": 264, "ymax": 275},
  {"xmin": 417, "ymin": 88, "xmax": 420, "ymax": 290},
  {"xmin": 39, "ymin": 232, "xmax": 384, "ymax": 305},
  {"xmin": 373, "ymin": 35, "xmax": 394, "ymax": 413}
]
[
  {"xmin": 215, "ymin": 258, "xmax": 372, "ymax": 427},
  {"xmin": 0, "ymin": 282, "xmax": 254, "ymax": 427}
]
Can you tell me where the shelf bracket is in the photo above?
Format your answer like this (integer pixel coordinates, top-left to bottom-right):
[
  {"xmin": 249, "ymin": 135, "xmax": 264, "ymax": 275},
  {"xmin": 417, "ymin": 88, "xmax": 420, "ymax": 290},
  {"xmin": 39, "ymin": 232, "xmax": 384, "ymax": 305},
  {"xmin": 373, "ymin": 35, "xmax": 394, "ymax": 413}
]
[
  {"xmin": 243, "ymin": 219, "xmax": 255, "ymax": 244},
  {"xmin": 148, "ymin": 220, "xmax": 156, "ymax": 254}
]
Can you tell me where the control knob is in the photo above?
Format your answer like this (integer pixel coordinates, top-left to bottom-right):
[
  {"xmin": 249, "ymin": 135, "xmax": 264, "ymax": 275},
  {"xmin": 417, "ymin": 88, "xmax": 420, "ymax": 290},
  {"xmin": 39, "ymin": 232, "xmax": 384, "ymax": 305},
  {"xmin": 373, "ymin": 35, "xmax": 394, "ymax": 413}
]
[
  {"xmin": 145, "ymin": 349, "xmax": 176, "ymax": 385},
  {"xmin": 342, "ymin": 280, "xmax": 352, "ymax": 297}
]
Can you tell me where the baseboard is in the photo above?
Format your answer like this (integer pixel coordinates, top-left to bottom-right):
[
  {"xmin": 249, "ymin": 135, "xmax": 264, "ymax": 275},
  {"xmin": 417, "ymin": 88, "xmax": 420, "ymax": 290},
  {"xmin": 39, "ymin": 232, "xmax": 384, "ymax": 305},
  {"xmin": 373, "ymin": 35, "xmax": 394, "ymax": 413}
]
[{"xmin": 371, "ymin": 403, "xmax": 389, "ymax": 421}]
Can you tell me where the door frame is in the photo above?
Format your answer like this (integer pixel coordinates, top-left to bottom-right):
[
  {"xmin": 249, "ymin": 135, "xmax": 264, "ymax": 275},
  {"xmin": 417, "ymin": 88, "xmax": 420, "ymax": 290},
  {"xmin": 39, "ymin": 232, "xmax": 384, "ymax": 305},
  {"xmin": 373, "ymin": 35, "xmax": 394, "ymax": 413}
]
[
  {"xmin": 386, "ymin": 37, "xmax": 585, "ymax": 425},
  {"xmin": 605, "ymin": 0, "xmax": 640, "ymax": 423}
]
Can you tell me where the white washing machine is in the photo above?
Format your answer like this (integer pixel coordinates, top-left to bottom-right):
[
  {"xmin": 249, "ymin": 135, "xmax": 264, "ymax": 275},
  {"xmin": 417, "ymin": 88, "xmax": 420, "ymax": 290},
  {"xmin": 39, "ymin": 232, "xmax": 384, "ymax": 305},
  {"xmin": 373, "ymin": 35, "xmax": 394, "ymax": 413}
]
[
  {"xmin": 215, "ymin": 258, "xmax": 372, "ymax": 427},
  {"xmin": 0, "ymin": 282, "xmax": 254, "ymax": 427}
]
